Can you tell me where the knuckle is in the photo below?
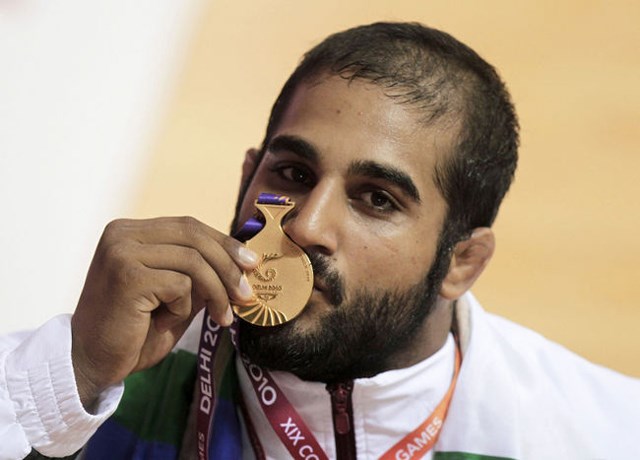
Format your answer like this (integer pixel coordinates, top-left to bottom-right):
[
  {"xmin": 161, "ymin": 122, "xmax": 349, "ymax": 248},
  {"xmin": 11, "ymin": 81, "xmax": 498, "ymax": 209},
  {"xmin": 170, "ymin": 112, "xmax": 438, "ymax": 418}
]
[
  {"xmin": 102, "ymin": 242, "xmax": 130, "ymax": 267},
  {"xmin": 223, "ymin": 257, "xmax": 242, "ymax": 285},
  {"xmin": 221, "ymin": 236, "xmax": 239, "ymax": 258},
  {"xmin": 183, "ymin": 246, "xmax": 204, "ymax": 268},
  {"xmin": 102, "ymin": 219, "xmax": 129, "ymax": 242},
  {"xmin": 209, "ymin": 290, "xmax": 229, "ymax": 311},
  {"xmin": 180, "ymin": 216, "xmax": 203, "ymax": 238},
  {"xmin": 173, "ymin": 302, "xmax": 192, "ymax": 319},
  {"xmin": 174, "ymin": 274, "xmax": 192, "ymax": 295},
  {"xmin": 205, "ymin": 249, "xmax": 240, "ymax": 292},
  {"xmin": 219, "ymin": 238, "xmax": 243, "ymax": 270},
  {"xmin": 108, "ymin": 260, "xmax": 142, "ymax": 289},
  {"xmin": 99, "ymin": 242, "xmax": 140, "ymax": 288}
]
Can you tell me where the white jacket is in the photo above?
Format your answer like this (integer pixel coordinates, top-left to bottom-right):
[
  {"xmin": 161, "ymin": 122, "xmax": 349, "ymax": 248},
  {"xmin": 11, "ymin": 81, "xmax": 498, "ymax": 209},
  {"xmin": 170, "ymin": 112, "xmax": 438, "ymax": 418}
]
[
  {"xmin": 0, "ymin": 316, "xmax": 122, "ymax": 459},
  {"xmin": 2, "ymin": 294, "xmax": 639, "ymax": 459}
]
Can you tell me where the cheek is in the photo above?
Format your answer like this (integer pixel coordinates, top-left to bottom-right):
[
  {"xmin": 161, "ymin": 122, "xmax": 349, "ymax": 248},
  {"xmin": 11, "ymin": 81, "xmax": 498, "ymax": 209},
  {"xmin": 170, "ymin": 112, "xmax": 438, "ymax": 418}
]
[{"xmin": 344, "ymin": 234, "xmax": 436, "ymax": 290}]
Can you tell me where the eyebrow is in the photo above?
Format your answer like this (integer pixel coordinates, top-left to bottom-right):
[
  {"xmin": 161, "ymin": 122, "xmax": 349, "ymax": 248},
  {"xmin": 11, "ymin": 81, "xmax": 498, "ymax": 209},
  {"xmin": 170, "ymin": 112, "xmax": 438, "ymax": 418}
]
[
  {"xmin": 267, "ymin": 134, "xmax": 421, "ymax": 203},
  {"xmin": 267, "ymin": 135, "xmax": 319, "ymax": 162},
  {"xmin": 348, "ymin": 160, "xmax": 422, "ymax": 203}
]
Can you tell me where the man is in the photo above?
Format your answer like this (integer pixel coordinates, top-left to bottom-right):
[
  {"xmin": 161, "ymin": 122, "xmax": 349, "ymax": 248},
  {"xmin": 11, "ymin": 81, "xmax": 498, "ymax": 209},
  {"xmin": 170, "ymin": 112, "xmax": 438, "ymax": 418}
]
[{"xmin": 2, "ymin": 22, "xmax": 639, "ymax": 459}]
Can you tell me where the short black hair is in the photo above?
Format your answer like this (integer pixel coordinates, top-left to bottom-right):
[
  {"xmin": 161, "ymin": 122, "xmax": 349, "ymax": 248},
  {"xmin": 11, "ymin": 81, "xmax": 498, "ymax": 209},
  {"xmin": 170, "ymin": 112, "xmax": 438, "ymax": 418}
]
[{"xmin": 239, "ymin": 22, "xmax": 519, "ymax": 243}]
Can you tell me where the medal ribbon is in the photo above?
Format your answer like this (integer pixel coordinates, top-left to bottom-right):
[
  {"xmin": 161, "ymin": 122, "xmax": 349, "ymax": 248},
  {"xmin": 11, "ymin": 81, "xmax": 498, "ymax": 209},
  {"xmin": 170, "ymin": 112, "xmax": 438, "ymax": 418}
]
[
  {"xmin": 229, "ymin": 322, "xmax": 330, "ymax": 460},
  {"xmin": 196, "ymin": 192, "xmax": 461, "ymax": 459},
  {"xmin": 196, "ymin": 312, "xmax": 224, "ymax": 459}
]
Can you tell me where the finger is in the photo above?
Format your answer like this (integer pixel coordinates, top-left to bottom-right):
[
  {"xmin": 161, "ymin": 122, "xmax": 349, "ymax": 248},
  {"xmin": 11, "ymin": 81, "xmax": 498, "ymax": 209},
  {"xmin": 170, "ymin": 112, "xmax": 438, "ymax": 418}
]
[
  {"xmin": 135, "ymin": 242, "xmax": 254, "ymax": 308},
  {"xmin": 146, "ymin": 269, "xmax": 194, "ymax": 332},
  {"xmin": 146, "ymin": 271, "xmax": 232, "ymax": 330},
  {"xmin": 102, "ymin": 217, "xmax": 259, "ymax": 269},
  {"xmin": 101, "ymin": 218, "xmax": 258, "ymax": 300},
  {"xmin": 206, "ymin": 300, "xmax": 234, "ymax": 328}
]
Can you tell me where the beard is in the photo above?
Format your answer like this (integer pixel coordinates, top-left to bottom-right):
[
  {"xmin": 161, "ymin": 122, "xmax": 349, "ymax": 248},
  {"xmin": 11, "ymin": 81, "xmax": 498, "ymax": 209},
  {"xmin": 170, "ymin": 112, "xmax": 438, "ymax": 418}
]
[{"xmin": 238, "ymin": 235, "xmax": 453, "ymax": 383}]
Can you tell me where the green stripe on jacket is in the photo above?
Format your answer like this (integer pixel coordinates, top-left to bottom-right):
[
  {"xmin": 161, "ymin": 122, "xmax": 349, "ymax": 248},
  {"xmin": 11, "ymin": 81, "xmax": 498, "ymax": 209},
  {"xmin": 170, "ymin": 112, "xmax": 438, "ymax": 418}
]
[{"xmin": 111, "ymin": 349, "xmax": 197, "ymax": 446}]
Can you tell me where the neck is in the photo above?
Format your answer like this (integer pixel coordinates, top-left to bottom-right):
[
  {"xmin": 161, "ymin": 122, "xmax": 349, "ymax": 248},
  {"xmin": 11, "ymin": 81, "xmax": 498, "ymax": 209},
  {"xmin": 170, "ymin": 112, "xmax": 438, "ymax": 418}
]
[{"xmin": 384, "ymin": 297, "xmax": 454, "ymax": 371}]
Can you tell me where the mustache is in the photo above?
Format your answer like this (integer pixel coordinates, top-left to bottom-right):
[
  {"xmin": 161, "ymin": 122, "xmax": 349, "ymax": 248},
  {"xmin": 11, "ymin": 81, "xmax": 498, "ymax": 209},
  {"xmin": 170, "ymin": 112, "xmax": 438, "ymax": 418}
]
[{"xmin": 307, "ymin": 252, "xmax": 345, "ymax": 306}]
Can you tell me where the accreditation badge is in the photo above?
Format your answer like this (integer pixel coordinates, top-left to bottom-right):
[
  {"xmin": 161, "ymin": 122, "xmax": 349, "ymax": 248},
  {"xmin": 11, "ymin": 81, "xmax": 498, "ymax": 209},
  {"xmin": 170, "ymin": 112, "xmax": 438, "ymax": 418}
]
[{"xmin": 233, "ymin": 193, "xmax": 314, "ymax": 326}]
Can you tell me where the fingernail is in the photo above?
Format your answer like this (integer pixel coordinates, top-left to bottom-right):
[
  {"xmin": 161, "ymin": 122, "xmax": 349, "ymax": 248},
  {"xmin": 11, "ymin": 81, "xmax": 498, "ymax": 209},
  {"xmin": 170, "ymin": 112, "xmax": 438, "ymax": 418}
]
[
  {"xmin": 238, "ymin": 274, "xmax": 253, "ymax": 299},
  {"xmin": 224, "ymin": 305, "xmax": 234, "ymax": 326},
  {"xmin": 238, "ymin": 246, "xmax": 259, "ymax": 265}
]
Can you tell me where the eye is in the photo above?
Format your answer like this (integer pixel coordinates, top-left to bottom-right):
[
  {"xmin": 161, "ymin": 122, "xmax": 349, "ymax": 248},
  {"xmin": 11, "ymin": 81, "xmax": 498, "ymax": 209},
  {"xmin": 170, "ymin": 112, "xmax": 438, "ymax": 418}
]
[
  {"xmin": 270, "ymin": 163, "xmax": 315, "ymax": 187},
  {"xmin": 282, "ymin": 166, "xmax": 309, "ymax": 183},
  {"xmin": 360, "ymin": 190, "xmax": 399, "ymax": 213}
]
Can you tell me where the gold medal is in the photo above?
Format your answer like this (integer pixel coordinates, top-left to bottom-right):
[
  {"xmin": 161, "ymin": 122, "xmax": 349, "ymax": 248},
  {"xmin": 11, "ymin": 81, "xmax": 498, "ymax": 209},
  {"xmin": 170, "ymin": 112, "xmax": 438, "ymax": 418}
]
[{"xmin": 233, "ymin": 197, "xmax": 313, "ymax": 326}]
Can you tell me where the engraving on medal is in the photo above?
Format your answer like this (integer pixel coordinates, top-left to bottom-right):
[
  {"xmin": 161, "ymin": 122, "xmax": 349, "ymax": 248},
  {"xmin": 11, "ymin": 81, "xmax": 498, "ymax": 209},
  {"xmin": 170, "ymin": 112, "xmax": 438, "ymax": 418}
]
[
  {"xmin": 233, "ymin": 197, "xmax": 314, "ymax": 327},
  {"xmin": 252, "ymin": 253, "xmax": 282, "ymax": 282}
]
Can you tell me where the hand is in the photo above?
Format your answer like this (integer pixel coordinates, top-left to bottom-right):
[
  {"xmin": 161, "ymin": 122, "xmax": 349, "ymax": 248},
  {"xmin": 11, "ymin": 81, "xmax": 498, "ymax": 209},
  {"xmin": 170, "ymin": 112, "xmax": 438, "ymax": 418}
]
[{"xmin": 70, "ymin": 217, "xmax": 258, "ymax": 408}]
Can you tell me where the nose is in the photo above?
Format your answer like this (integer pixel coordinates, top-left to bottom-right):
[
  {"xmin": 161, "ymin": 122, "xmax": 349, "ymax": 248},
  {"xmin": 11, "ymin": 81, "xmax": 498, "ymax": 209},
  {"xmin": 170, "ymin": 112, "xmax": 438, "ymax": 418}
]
[{"xmin": 283, "ymin": 184, "xmax": 340, "ymax": 256}]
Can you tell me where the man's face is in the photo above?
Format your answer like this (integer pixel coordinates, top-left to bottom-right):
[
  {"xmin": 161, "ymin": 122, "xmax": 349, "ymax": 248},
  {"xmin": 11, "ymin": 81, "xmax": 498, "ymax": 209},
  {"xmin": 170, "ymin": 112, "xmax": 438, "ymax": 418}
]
[{"xmin": 235, "ymin": 75, "xmax": 457, "ymax": 381}]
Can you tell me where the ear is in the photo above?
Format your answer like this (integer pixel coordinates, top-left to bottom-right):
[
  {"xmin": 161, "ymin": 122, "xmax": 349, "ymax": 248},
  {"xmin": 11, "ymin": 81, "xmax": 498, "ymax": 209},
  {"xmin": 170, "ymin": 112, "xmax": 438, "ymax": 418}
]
[
  {"xmin": 241, "ymin": 148, "xmax": 261, "ymax": 186},
  {"xmin": 439, "ymin": 227, "xmax": 495, "ymax": 300}
]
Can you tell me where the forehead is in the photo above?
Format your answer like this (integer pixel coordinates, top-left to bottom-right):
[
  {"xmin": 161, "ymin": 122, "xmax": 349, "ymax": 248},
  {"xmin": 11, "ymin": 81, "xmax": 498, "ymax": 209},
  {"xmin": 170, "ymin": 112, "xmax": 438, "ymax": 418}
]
[{"xmin": 271, "ymin": 76, "xmax": 457, "ymax": 191}]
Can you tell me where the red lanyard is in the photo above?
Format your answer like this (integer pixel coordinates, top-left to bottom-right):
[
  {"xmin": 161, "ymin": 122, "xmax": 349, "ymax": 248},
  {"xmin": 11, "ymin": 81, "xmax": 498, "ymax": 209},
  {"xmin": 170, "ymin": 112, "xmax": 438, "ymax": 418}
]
[
  {"xmin": 195, "ymin": 313, "xmax": 225, "ymax": 459},
  {"xmin": 196, "ymin": 314, "xmax": 461, "ymax": 460},
  {"xmin": 196, "ymin": 316, "xmax": 328, "ymax": 459},
  {"xmin": 236, "ymin": 343, "xmax": 329, "ymax": 460}
]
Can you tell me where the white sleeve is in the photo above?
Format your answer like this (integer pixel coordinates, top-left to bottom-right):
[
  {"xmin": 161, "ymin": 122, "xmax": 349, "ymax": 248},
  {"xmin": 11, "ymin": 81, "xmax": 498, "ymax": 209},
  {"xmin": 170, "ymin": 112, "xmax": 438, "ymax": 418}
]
[{"xmin": 0, "ymin": 315, "xmax": 124, "ymax": 459}]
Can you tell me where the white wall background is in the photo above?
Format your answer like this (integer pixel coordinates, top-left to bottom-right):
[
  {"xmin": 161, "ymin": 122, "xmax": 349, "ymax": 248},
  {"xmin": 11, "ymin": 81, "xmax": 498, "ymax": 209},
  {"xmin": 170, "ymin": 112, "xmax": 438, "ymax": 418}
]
[{"xmin": 0, "ymin": 1, "xmax": 204, "ymax": 334}]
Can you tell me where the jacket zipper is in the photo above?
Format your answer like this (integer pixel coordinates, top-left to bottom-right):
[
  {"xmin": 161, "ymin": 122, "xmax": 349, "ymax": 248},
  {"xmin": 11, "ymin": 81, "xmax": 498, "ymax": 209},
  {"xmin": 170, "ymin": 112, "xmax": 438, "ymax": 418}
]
[{"xmin": 326, "ymin": 381, "xmax": 357, "ymax": 460}]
